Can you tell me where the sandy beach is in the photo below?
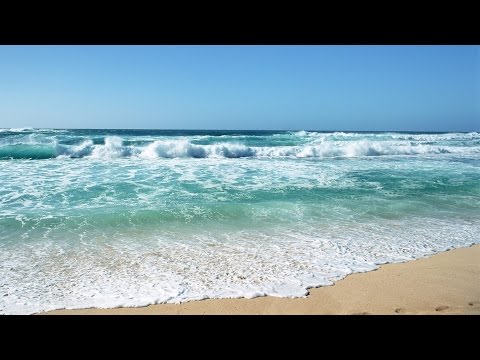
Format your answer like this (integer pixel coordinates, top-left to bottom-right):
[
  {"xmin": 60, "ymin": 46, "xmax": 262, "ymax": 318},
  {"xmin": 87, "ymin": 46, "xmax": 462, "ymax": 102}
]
[{"xmin": 45, "ymin": 244, "xmax": 480, "ymax": 315}]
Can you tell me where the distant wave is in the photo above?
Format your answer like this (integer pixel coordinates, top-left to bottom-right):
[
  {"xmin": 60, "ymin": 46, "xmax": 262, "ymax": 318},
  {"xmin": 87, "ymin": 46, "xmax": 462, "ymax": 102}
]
[
  {"xmin": 292, "ymin": 130, "xmax": 480, "ymax": 141},
  {"xmin": 0, "ymin": 128, "xmax": 68, "ymax": 134},
  {"xmin": 0, "ymin": 127, "xmax": 34, "ymax": 133},
  {"xmin": 1, "ymin": 135, "xmax": 478, "ymax": 159}
]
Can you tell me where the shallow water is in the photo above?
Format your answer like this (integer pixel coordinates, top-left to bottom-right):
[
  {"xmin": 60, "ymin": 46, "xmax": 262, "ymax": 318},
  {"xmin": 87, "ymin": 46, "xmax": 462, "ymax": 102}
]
[{"xmin": 1, "ymin": 128, "xmax": 479, "ymax": 314}]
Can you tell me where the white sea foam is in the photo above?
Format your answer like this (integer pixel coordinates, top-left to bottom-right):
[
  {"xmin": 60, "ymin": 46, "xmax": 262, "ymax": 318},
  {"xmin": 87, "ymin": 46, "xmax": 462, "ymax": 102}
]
[
  {"xmin": 140, "ymin": 139, "xmax": 207, "ymax": 158},
  {"xmin": 0, "ymin": 217, "xmax": 478, "ymax": 314},
  {"xmin": 255, "ymin": 141, "xmax": 468, "ymax": 158},
  {"xmin": 139, "ymin": 140, "xmax": 255, "ymax": 159},
  {"xmin": 90, "ymin": 136, "xmax": 129, "ymax": 158}
]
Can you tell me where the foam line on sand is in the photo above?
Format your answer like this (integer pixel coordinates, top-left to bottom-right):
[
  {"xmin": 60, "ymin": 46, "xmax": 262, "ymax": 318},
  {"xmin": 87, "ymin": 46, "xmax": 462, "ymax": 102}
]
[{"xmin": 44, "ymin": 244, "xmax": 480, "ymax": 315}]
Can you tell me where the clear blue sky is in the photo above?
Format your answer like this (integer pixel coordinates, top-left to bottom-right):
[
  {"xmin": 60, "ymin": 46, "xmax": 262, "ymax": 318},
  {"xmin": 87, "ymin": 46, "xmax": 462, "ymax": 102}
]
[{"xmin": 0, "ymin": 45, "xmax": 478, "ymax": 131}]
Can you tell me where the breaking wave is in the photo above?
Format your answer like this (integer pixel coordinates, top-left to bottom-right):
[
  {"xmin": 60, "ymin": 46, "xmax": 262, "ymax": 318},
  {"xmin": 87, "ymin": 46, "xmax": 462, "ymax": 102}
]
[{"xmin": 0, "ymin": 136, "xmax": 477, "ymax": 160}]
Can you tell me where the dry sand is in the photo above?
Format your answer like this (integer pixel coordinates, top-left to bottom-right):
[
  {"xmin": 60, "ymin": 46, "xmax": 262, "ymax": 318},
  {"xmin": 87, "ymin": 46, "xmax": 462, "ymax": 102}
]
[{"xmin": 46, "ymin": 244, "xmax": 480, "ymax": 315}]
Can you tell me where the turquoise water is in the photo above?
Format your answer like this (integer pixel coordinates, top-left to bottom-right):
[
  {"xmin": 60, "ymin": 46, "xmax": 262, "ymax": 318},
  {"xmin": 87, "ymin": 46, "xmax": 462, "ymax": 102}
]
[{"xmin": 1, "ymin": 128, "xmax": 479, "ymax": 314}]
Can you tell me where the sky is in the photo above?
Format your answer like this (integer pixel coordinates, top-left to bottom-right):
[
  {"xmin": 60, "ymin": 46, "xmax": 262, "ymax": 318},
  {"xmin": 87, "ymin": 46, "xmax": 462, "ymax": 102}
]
[{"xmin": 0, "ymin": 45, "xmax": 478, "ymax": 131}]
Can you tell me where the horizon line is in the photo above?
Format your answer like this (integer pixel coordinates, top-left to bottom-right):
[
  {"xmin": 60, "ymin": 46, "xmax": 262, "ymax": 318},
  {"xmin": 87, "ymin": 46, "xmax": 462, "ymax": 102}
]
[{"xmin": 1, "ymin": 127, "xmax": 479, "ymax": 133}]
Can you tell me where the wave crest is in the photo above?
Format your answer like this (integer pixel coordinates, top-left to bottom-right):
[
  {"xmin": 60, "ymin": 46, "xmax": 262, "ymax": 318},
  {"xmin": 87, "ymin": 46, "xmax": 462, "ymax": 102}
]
[{"xmin": 0, "ymin": 135, "xmax": 477, "ymax": 160}]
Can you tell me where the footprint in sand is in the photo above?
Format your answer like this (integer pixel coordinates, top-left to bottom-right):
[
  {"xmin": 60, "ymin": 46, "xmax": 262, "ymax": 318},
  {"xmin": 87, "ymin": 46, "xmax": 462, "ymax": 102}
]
[{"xmin": 435, "ymin": 305, "xmax": 449, "ymax": 312}]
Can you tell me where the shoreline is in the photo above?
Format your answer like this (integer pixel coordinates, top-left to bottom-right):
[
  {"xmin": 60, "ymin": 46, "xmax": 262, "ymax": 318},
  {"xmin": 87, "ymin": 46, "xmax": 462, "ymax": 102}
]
[{"xmin": 44, "ymin": 244, "xmax": 480, "ymax": 315}]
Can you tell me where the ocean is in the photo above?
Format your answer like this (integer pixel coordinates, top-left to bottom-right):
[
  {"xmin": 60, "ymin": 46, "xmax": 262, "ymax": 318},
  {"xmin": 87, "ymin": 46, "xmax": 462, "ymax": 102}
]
[{"xmin": 0, "ymin": 128, "xmax": 479, "ymax": 314}]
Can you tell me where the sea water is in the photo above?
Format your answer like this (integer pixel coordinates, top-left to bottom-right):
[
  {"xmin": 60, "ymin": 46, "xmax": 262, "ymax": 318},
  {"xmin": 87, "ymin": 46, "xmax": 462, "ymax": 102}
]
[{"xmin": 0, "ymin": 128, "xmax": 479, "ymax": 314}]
